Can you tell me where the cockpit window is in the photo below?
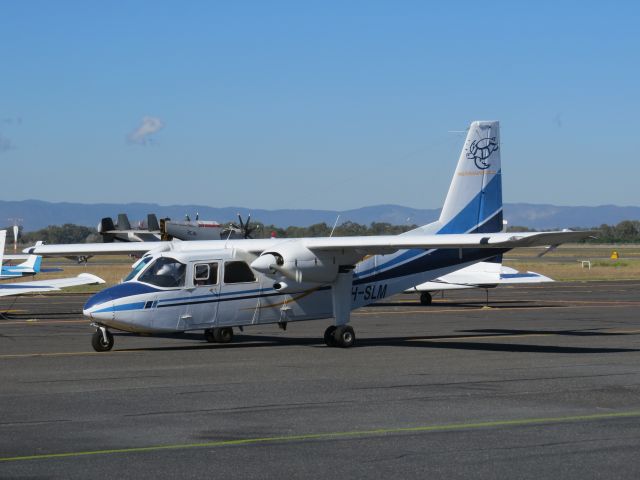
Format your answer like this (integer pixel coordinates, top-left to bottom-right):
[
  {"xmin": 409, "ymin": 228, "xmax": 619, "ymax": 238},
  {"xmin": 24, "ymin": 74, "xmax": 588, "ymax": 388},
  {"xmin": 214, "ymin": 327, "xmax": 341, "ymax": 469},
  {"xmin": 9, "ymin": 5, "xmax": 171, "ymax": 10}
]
[
  {"xmin": 138, "ymin": 257, "xmax": 186, "ymax": 288},
  {"xmin": 223, "ymin": 261, "xmax": 256, "ymax": 283},
  {"xmin": 123, "ymin": 256, "xmax": 153, "ymax": 282}
]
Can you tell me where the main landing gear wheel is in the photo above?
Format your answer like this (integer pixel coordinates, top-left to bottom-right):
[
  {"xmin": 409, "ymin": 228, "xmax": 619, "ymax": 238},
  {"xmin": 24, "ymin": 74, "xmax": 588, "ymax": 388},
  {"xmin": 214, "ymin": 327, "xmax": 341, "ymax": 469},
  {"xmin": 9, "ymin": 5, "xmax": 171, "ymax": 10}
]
[
  {"xmin": 420, "ymin": 292, "xmax": 432, "ymax": 306},
  {"xmin": 333, "ymin": 325, "xmax": 356, "ymax": 348},
  {"xmin": 204, "ymin": 329, "xmax": 216, "ymax": 343},
  {"xmin": 324, "ymin": 325, "xmax": 356, "ymax": 348},
  {"xmin": 204, "ymin": 327, "xmax": 234, "ymax": 343},
  {"xmin": 214, "ymin": 327, "xmax": 234, "ymax": 343},
  {"xmin": 91, "ymin": 328, "xmax": 114, "ymax": 352},
  {"xmin": 324, "ymin": 325, "xmax": 337, "ymax": 347}
]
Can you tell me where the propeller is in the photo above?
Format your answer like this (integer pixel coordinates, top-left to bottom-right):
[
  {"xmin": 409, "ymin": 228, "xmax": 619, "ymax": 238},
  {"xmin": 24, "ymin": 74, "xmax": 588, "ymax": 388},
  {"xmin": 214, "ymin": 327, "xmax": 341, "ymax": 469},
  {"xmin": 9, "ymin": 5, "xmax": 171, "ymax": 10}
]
[{"xmin": 226, "ymin": 214, "xmax": 258, "ymax": 239}]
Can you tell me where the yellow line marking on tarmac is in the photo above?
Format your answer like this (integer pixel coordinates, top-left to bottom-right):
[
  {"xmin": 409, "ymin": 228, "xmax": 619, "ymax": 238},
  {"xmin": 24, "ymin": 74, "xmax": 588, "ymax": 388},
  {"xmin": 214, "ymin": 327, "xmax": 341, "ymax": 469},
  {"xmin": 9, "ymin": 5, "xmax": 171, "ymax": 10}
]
[
  {"xmin": 0, "ymin": 351, "xmax": 114, "ymax": 359},
  {"xmin": 354, "ymin": 303, "xmax": 637, "ymax": 316},
  {"xmin": 422, "ymin": 333, "xmax": 554, "ymax": 342},
  {"xmin": 0, "ymin": 319, "xmax": 86, "ymax": 326},
  {"xmin": 1, "ymin": 410, "xmax": 639, "ymax": 463}
]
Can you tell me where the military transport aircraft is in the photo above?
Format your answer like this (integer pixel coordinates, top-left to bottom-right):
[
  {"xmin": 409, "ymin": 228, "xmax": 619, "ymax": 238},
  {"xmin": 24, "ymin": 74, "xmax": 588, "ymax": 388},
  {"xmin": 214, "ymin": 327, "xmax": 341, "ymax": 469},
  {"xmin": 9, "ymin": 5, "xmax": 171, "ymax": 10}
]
[
  {"xmin": 25, "ymin": 121, "xmax": 592, "ymax": 352},
  {"xmin": 98, "ymin": 214, "xmax": 162, "ymax": 242}
]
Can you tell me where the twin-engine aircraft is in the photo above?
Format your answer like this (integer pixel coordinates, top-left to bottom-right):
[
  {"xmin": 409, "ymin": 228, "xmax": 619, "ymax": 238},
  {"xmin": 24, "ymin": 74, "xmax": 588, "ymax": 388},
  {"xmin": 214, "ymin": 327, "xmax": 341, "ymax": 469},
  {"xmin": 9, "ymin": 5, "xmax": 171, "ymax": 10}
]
[{"xmin": 25, "ymin": 121, "xmax": 591, "ymax": 351}]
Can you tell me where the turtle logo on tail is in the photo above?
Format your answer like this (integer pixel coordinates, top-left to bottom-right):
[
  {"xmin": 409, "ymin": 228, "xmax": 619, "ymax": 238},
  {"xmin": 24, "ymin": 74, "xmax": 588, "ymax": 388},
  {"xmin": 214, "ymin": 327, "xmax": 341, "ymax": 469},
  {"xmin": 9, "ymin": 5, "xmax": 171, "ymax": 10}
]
[{"xmin": 467, "ymin": 137, "xmax": 499, "ymax": 170}]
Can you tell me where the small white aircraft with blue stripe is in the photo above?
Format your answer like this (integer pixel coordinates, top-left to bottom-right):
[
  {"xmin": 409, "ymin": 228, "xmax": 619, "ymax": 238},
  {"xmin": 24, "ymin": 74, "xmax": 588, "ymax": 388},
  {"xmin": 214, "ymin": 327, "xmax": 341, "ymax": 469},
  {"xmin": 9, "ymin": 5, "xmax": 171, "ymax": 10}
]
[
  {"xmin": 0, "ymin": 233, "xmax": 48, "ymax": 280},
  {"xmin": 0, "ymin": 230, "xmax": 105, "ymax": 297},
  {"xmin": 25, "ymin": 121, "xmax": 592, "ymax": 352},
  {"xmin": 406, "ymin": 257, "xmax": 553, "ymax": 305}
]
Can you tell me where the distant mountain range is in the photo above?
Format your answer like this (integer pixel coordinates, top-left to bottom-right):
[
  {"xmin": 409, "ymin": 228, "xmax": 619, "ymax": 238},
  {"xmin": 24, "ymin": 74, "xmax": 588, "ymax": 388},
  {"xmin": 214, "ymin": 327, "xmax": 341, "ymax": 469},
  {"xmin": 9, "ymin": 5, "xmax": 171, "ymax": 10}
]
[{"xmin": 1, "ymin": 199, "xmax": 639, "ymax": 232}]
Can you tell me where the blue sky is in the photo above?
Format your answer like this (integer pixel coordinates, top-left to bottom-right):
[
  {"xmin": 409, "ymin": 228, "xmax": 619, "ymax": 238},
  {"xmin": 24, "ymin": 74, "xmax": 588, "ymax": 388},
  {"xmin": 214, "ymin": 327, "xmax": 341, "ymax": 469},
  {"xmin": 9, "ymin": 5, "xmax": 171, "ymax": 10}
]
[{"xmin": 1, "ymin": 1, "xmax": 638, "ymax": 210}]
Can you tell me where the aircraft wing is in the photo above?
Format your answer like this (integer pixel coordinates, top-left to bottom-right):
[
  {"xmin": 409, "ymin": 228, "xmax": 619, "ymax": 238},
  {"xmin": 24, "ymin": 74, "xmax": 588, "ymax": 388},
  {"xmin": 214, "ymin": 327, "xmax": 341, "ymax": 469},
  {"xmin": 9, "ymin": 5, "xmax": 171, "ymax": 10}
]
[
  {"xmin": 24, "ymin": 242, "xmax": 161, "ymax": 256},
  {"xmin": 3, "ymin": 254, "xmax": 30, "ymax": 261},
  {"xmin": 0, "ymin": 273, "xmax": 105, "ymax": 297},
  {"xmin": 302, "ymin": 231, "xmax": 594, "ymax": 254},
  {"xmin": 24, "ymin": 230, "xmax": 594, "ymax": 258}
]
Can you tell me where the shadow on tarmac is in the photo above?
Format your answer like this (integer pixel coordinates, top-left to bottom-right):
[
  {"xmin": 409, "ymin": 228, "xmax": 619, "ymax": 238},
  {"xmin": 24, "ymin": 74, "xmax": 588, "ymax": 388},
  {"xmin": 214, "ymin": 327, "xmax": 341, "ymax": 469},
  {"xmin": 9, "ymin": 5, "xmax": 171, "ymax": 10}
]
[{"xmin": 112, "ymin": 330, "xmax": 640, "ymax": 355}]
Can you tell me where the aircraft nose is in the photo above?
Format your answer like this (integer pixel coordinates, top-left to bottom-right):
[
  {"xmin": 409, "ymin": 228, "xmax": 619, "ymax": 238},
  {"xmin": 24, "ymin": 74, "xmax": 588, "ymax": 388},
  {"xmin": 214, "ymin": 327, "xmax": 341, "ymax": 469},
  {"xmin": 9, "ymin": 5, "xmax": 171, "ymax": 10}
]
[{"xmin": 83, "ymin": 288, "xmax": 114, "ymax": 319}]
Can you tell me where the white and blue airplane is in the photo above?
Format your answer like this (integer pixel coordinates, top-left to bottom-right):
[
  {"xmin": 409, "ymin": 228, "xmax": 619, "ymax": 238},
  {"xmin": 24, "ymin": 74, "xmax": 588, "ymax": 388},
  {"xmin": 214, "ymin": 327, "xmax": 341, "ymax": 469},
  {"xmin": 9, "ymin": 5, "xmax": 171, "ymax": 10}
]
[
  {"xmin": 25, "ymin": 121, "xmax": 591, "ymax": 352},
  {"xmin": 0, "ymin": 231, "xmax": 52, "ymax": 280},
  {"xmin": 406, "ymin": 256, "xmax": 553, "ymax": 305},
  {"xmin": 0, "ymin": 230, "xmax": 105, "ymax": 297}
]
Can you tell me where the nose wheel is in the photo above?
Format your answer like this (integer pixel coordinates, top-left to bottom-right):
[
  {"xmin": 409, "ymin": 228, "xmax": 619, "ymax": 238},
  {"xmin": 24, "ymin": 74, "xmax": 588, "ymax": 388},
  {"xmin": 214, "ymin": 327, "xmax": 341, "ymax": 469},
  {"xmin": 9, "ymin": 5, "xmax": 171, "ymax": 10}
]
[{"xmin": 91, "ymin": 327, "xmax": 114, "ymax": 352}]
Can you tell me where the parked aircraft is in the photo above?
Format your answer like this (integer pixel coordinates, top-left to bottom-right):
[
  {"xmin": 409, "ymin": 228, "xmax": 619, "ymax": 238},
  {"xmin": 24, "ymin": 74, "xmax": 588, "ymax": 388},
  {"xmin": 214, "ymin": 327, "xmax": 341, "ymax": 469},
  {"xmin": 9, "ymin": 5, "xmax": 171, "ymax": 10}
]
[
  {"xmin": 25, "ymin": 121, "xmax": 592, "ymax": 352},
  {"xmin": 161, "ymin": 213, "xmax": 253, "ymax": 241},
  {"xmin": 98, "ymin": 212, "xmax": 250, "ymax": 242},
  {"xmin": 0, "ymin": 230, "xmax": 104, "ymax": 296},
  {"xmin": 406, "ymin": 257, "xmax": 553, "ymax": 305},
  {"xmin": 98, "ymin": 214, "xmax": 161, "ymax": 242},
  {"xmin": 0, "ymin": 231, "xmax": 63, "ymax": 279}
]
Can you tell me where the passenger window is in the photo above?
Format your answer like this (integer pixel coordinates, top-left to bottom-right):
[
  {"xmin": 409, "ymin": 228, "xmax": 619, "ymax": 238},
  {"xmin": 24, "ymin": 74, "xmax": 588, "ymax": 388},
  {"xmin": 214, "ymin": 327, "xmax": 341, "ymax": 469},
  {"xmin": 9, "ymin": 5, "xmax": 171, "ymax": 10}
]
[
  {"xmin": 138, "ymin": 257, "xmax": 186, "ymax": 288},
  {"xmin": 194, "ymin": 263, "xmax": 218, "ymax": 286},
  {"xmin": 224, "ymin": 261, "xmax": 256, "ymax": 283}
]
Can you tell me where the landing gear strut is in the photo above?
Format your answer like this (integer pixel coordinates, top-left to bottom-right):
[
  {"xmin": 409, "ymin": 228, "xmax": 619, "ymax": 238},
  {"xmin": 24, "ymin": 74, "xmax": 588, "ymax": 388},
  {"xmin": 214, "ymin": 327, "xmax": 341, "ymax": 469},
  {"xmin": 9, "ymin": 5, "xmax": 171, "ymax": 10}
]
[
  {"xmin": 420, "ymin": 292, "xmax": 432, "ymax": 306},
  {"xmin": 323, "ymin": 325, "xmax": 356, "ymax": 348},
  {"xmin": 204, "ymin": 327, "xmax": 234, "ymax": 343},
  {"xmin": 91, "ymin": 327, "xmax": 114, "ymax": 352}
]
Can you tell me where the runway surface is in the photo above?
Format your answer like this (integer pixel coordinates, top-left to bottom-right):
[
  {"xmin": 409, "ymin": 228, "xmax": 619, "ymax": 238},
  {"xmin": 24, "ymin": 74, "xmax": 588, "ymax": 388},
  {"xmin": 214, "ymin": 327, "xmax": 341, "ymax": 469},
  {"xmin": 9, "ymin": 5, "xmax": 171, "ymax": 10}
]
[{"xmin": 1, "ymin": 281, "xmax": 640, "ymax": 478}]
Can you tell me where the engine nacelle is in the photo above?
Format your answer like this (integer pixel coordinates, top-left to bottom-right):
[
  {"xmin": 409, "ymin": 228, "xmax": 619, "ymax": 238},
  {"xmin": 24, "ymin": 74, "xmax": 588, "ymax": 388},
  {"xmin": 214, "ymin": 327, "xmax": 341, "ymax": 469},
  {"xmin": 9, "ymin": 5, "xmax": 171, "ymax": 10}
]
[{"xmin": 250, "ymin": 241, "xmax": 339, "ymax": 283}]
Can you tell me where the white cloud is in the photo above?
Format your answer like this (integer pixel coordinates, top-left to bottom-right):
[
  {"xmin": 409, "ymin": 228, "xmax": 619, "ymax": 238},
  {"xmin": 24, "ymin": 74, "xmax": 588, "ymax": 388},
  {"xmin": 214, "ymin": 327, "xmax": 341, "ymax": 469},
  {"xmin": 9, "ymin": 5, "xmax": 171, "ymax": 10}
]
[{"xmin": 127, "ymin": 116, "xmax": 164, "ymax": 145}]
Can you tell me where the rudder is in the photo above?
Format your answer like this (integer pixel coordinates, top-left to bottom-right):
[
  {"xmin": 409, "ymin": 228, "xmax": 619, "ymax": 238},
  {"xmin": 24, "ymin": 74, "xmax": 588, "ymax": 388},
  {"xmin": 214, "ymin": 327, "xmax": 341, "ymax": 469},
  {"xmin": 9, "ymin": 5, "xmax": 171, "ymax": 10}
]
[{"xmin": 438, "ymin": 121, "xmax": 502, "ymax": 234}]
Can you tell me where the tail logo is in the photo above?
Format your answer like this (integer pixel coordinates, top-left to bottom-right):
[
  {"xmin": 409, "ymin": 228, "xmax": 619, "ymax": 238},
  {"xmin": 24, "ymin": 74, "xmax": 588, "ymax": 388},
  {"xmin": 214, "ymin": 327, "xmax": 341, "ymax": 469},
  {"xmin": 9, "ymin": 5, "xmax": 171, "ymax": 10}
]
[{"xmin": 467, "ymin": 137, "xmax": 499, "ymax": 170}]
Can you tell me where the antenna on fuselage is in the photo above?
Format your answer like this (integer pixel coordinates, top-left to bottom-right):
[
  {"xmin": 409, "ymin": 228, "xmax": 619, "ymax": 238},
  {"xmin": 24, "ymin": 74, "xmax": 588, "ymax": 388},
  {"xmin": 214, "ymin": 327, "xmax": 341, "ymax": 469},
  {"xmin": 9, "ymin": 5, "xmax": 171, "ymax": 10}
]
[{"xmin": 329, "ymin": 215, "xmax": 341, "ymax": 237}]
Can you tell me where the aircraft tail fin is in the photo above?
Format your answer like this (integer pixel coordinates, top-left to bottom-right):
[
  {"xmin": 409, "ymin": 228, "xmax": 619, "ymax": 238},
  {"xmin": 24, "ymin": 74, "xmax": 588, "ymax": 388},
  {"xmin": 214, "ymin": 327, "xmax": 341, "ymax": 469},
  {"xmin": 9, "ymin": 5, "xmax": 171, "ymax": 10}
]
[
  {"xmin": 147, "ymin": 214, "xmax": 160, "ymax": 231},
  {"xmin": 18, "ymin": 254, "xmax": 42, "ymax": 273},
  {"xmin": 98, "ymin": 217, "xmax": 116, "ymax": 233},
  {"xmin": 437, "ymin": 121, "xmax": 502, "ymax": 234},
  {"xmin": 117, "ymin": 214, "xmax": 131, "ymax": 231}
]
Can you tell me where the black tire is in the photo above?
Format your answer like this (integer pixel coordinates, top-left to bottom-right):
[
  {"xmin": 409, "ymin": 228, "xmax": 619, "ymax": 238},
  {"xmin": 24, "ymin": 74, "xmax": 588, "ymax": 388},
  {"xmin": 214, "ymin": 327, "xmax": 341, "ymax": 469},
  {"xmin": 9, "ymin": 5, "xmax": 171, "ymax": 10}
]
[
  {"xmin": 214, "ymin": 327, "xmax": 233, "ymax": 343},
  {"xmin": 204, "ymin": 329, "xmax": 216, "ymax": 343},
  {"xmin": 91, "ymin": 329, "xmax": 114, "ymax": 352},
  {"xmin": 333, "ymin": 325, "xmax": 355, "ymax": 348},
  {"xmin": 420, "ymin": 292, "xmax": 432, "ymax": 306},
  {"xmin": 324, "ymin": 325, "xmax": 337, "ymax": 347}
]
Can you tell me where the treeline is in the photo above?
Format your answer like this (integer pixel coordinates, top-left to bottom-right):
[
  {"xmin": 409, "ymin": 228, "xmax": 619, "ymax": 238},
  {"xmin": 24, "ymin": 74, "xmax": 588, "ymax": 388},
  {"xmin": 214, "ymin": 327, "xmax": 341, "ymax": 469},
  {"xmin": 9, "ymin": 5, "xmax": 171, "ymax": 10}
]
[
  {"xmin": 20, "ymin": 224, "xmax": 98, "ymax": 245},
  {"xmin": 253, "ymin": 221, "xmax": 419, "ymax": 238},
  {"xmin": 14, "ymin": 219, "xmax": 640, "ymax": 244},
  {"xmin": 507, "ymin": 220, "xmax": 640, "ymax": 244}
]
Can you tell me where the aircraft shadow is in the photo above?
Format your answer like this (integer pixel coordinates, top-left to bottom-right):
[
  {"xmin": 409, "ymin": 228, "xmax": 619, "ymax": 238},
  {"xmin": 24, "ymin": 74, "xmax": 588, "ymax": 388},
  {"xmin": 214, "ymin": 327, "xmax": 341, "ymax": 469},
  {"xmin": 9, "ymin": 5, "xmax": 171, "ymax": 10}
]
[
  {"xmin": 460, "ymin": 328, "xmax": 635, "ymax": 337},
  {"xmin": 113, "ymin": 331, "xmax": 639, "ymax": 355}
]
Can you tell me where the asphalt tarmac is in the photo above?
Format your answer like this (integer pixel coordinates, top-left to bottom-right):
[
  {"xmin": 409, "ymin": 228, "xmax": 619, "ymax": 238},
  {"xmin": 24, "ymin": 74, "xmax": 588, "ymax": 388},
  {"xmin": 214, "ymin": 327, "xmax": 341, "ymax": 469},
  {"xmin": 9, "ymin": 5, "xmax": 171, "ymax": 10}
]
[{"xmin": 1, "ymin": 281, "xmax": 640, "ymax": 479}]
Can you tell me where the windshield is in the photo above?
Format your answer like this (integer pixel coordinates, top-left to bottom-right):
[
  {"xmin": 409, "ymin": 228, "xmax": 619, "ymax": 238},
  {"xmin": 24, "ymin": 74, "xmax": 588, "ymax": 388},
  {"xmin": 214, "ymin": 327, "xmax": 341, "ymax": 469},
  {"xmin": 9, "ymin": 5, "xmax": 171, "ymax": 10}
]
[
  {"xmin": 123, "ymin": 256, "xmax": 153, "ymax": 282},
  {"xmin": 138, "ymin": 257, "xmax": 186, "ymax": 288}
]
